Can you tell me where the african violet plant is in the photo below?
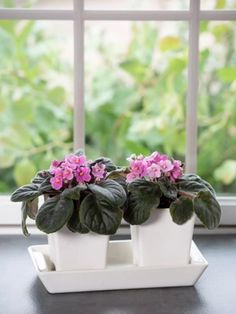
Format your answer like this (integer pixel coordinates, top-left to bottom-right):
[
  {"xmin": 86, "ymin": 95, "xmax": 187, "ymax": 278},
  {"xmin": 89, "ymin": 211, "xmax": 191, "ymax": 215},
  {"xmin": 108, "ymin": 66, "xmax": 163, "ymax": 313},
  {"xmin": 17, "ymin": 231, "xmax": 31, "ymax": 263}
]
[
  {"xmin": 11, "ymin": 151, "xmax": 126, "ymax": 236},
  {"xmin": 109, "ymin": 152, "xmax": 221, "ymax": 229}
]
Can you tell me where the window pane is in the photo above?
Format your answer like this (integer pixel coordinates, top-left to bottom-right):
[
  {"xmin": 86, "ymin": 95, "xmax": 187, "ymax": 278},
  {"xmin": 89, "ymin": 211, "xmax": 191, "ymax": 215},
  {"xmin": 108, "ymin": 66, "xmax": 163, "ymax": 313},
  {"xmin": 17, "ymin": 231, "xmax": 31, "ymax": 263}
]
[
  {"xmin": 201, "ymin": 0, "xmax": 236, "ymax": 10},
  {"xmin": 0, "ymin": 0, "xmax": 73, "ymax": 9},
  {"xmin": 85, "ymin": 21, "xmax": 188, "ymax": 165},
  {"xmin": 198, "ymin": 21, "xmax": 236, "ymax": 194},
  {"xmin": 85, "ymin": 0, "xmax": 189, "ymax": 10},
  {"xmin": 0, "ymin": 20, "xmax": 73, "ymax": 193}
]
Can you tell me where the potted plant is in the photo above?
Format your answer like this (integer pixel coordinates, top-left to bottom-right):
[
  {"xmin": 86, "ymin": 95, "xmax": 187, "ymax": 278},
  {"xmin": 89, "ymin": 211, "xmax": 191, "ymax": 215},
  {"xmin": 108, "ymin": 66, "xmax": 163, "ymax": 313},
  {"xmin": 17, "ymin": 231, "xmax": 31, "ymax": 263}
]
[
  {"xmin": 11, "ymin": 151, "xmax": 126, "ymax": 271},
  {"xmin": 109, "ymin": 152, "xmax": 221, "ymax": 267}
]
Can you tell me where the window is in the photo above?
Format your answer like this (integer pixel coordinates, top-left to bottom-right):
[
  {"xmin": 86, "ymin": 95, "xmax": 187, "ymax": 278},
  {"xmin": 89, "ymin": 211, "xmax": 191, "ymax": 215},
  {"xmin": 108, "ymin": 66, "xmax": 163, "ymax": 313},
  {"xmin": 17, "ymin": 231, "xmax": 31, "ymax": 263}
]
[{"xmin": 0, "ymin": 0, "xmax": 236, "ymax": 231}]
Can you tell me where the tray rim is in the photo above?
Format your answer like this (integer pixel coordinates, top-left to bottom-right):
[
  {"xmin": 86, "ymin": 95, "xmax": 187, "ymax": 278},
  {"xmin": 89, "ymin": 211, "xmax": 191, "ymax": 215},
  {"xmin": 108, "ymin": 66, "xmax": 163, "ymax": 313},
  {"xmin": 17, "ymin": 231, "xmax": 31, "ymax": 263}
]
[
  {"xmin": 28, "ymin": 240, "xmax": 208, "ymax": 274},
  {"xmin": 28, "ymin": 240, "xmax": 208, "ymax": 293}
]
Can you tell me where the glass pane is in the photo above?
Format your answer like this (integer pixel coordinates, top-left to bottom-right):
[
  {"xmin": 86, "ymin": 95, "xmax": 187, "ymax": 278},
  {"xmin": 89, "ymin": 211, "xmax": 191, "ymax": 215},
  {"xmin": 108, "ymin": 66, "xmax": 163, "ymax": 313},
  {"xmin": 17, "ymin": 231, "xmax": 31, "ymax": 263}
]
[
  {"xmin": 0, "ymin": 0, "xmax": 73, "ymax": 9},
  {"xmin": 198, "ymin": 21, "xmax": 236, "ymax": 194},
  {"xmin": 201, "ymin": 0, "xmax": 236, "ymax": 10},
  {"xmin": 85, "ymin": 21, "xmax": 188, "ymax": 165},
  {"xmin": 0, "ymin": 20, "xmax": 73, "ymax": 193},
  {"xmin": 85, "ymin": 0, "xmax": 189, "ymax": 10}
]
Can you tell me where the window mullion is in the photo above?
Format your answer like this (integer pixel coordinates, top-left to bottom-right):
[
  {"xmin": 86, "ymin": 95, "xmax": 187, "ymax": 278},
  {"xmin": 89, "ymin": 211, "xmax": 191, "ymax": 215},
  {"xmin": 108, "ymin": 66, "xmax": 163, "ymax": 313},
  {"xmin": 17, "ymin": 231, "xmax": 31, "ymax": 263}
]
[
  {"xmin": 73, "ymin": 0, "xmax": 85, "ymax": 150},
  {"xmin": 185, "ymin": 0, "xmax": 200, "ymax": 173}
]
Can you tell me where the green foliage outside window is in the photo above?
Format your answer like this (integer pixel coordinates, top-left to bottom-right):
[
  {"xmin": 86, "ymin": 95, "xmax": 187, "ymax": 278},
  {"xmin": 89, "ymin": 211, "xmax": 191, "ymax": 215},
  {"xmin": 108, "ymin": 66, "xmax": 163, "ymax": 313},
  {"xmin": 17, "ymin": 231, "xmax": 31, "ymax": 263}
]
[{"xmin": 0, "ymin": 1, "xmax": 235, "ymax": 194}]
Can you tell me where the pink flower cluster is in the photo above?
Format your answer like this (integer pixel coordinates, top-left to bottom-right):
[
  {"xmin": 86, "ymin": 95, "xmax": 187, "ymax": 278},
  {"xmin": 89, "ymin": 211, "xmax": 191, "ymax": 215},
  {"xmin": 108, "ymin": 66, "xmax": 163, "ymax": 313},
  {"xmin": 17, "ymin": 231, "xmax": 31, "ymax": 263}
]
[
  {"xmin": 126, "ymin": 152, "xmax": 183, "ymax": 183},
  {"xmin": 50, "ymin": 154, "xmax": 106, "ymax": 190}
]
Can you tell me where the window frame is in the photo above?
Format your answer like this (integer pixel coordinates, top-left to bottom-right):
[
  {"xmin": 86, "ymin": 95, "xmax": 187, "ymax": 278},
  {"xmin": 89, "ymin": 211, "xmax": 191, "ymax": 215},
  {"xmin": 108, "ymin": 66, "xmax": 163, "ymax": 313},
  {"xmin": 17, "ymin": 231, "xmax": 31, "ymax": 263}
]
[{"xmin": 0, "ymin": 0, "xmax": 236, "ymax": 231}]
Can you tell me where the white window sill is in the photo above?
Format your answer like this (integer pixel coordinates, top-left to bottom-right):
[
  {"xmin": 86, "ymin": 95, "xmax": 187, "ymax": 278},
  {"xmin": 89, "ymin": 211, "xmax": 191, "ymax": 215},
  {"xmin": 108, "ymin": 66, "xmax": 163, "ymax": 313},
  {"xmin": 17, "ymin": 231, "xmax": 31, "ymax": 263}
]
[{"xmin": 1, "ymin": 195, "xmax": 236, "ymax": 235}]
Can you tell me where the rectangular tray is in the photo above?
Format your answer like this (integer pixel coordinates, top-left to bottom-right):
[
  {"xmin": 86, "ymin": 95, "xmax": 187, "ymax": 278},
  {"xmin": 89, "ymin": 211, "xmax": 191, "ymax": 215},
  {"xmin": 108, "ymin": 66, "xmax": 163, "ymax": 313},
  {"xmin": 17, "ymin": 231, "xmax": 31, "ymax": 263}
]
[{"xmin": 28, "ymin": 240, "xmax": 208, "ymax": 294}]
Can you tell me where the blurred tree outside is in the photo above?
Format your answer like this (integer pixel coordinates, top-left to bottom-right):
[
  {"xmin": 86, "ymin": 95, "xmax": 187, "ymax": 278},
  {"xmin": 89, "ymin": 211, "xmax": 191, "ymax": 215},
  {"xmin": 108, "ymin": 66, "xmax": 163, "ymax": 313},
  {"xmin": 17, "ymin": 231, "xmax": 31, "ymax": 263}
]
[{"xmin": 0, "ymin": 0, "xmax": 235, "ymax": 194}]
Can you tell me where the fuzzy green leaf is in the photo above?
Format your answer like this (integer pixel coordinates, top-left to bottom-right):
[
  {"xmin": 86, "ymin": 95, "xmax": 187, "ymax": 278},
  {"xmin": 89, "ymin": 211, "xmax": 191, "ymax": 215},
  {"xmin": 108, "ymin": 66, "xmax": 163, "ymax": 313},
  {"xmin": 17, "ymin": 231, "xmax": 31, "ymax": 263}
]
[
  {"xmin": 11, "ymin": 184, "xmax": 40, "ymax": 202},
  {"xmin": 170, "ymin": 196, "xmax": 194, "ymax": 225},
  {"xmin": 67, "ymin": 201, "xmax": 89, "ymax": 234},
  {"xmin": 62, "ymin": 185, "xmax": 87, "ymax": 200},
  {"xmin": 124, "ymin": 179, "xmax": 162, "ymax": 225},
  {"xmin": 158, "ymin": 177, "xmax": 177, "ymax": 200},
  {"xmin": 89, "ymin": 157, "xmax": 116, "ymax": 172},
  {"xmin": 39, "ymin": 177, "xmax": 56, "ymax": 194},
  {"xmin": 80, "ymin": 193, "xmax": 123, "ymax": 235},
  {"xmin": 21, "ymin": 202, "xmax": 30, "ymax": 237},
  {"xmin": 26, "ymin": 197, "xmax": 39, "ymax": 220},
  {"xmin": 88, "ymin": 179, "xmax": 126, "ymax": 207},
  {"xmin": 194, "ymin": 190, "xmax": 221, "ymax": 230},
  {"xmin": 74, "ymin": 148, "xmax": 84, "ymax": 156},
  {"xmin": 31, "ymin": 171, "xmax": 49, "ymax": 185},
  {"xmin": 177, "ymin": 174, "xmax": 216, "ymax": 197},
  {"xmin": 36, "ymin": 196, "xmax": 74, "ymax": 233}
]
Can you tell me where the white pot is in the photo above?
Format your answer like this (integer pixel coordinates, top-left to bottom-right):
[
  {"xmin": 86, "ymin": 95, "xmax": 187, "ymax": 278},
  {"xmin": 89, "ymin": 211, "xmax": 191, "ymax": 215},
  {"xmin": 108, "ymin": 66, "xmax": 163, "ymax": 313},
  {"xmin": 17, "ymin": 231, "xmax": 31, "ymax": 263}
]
[
  {"xmin": 48, "ymin": 227, "xmax": 109, "ymax": 271},
  {"xmin": 131, "ymin": 208, "xmax": 195, "ymax": 267}
]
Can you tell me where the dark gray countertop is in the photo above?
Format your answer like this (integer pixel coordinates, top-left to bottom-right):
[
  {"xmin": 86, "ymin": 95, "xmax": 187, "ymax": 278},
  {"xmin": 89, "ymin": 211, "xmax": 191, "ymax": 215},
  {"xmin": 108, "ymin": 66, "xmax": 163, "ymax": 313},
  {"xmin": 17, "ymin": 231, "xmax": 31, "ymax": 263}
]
[{"xmin": 0, "ymin": 234, "xmax": 235, "ymax": 314}]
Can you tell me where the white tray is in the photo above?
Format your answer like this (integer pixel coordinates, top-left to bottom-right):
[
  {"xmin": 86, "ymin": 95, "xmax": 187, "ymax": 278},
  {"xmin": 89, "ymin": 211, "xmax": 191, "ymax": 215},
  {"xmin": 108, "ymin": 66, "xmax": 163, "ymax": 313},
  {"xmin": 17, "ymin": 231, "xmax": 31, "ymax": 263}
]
[{"xmin": 28, "ymin": 240, "xmax": 208, "ymax": 294}]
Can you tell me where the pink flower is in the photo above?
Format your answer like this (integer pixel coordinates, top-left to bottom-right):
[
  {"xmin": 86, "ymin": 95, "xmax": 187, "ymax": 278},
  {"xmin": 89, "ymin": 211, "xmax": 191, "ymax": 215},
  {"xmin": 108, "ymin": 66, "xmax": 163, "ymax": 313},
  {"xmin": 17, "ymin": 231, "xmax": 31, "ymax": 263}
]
[
  {"xmin": 146, "ymin": 164, "xmax": 161, "ymax": 179},
  {"xmin": 126, "ymin": 172, "xmax": 139, "ymax": 183},
  {"xmin": 51, "ymin": 160, "xmax": 61, "ymax": 168},
  {"xmin": 50, "ymin": 168, "xmax": 63, "ymax": 177},
  {"xmin": 66, "ymin": 154, "xmax": 87, "ymax": 167},
  {"xmin": 150, "ymin": 152, "xmax": 168, "ymax": 163},
  {"xmin": 75, "ymin": 166, "xmax": 91, "ymax": 184},
  {"xmin": 92, "ymin": 163, "xmax": 106, "ymax": 180},
  {"xmin": 170, "ymin": 160, "xmax": 183, "ymax": 180},
  {"xmin": 50, "ymin": 176, "xmax": 63, "ymax": 190},
  {"xmin": 62, "ymin": 167, "xmax": 74, "ymax": 181},
  {"xmin": 159, "ymin": 159, "xmax": 174, "ymax": 173},
  {"xmin": 130, "ymin": 159, "xmax": 148, "ymax": 177}
]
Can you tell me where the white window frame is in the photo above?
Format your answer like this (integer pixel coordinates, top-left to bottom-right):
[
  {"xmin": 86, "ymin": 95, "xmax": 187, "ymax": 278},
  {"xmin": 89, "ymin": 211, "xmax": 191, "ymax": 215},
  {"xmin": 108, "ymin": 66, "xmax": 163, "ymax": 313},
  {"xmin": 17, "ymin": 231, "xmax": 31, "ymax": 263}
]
[{"xmin": 0, "ymin": 0, "xmax": 236, "ymax": 233}]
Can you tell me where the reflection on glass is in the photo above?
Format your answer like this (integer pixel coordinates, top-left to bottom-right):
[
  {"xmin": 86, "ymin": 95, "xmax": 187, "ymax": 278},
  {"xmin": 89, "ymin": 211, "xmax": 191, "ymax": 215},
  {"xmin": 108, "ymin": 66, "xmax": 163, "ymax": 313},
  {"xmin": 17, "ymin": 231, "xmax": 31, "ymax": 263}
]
[
  {"xmin": 198, "ymin": 21, "xmax": 236, "ymax": 194},
  {"xmin": 85, "ymin": 21, "xmax": 188, "ymax": 166},
  {"xmin": 0, "ymin": 20, "xmax": 73, "ymax": 193}
]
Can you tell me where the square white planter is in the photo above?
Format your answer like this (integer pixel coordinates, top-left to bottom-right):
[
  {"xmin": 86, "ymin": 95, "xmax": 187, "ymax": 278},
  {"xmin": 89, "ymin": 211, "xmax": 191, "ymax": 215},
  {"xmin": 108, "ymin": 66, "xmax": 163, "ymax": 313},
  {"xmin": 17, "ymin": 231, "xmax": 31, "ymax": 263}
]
[
  {"xmin": 131, "ymin": 208, "xmax": 195, "ymax": 267},
  {"xmin": 48, "ymin": 227, "xmax": 109, "ymax": 271}
]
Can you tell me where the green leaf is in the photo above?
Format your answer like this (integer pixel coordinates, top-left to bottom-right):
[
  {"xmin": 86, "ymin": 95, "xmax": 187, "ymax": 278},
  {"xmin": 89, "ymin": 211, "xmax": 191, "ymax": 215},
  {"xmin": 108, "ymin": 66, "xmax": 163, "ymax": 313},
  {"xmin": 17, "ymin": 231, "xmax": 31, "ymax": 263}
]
[
  {"xmin": 74, "ymin": 148, "xmax": 84, "ymax": 156},
  {"xmin": 20, "ymin": 198, "xmax": 39, "ymax": 236},
  {"xmin": 88, "ymin": 179, "xmax": 126, "ymax": 207},
  {"xmin": 214, "ymin": 160, "xmax": 236, "ymax": 185},
  {"xmin": 177, "ymin": 174, "xmax": 216, "ymax": 197},
  {"xmin": 193, "ymin": 190, "xmax": 221, "ymax": 230},
  {"xmin": 107, "ymin": 169, "xmax": 128, "ymax": 192},
  {"xmin": 26, "ymin": 198, "xmax": 39, "ymax": 220},
  {"xmin": 11, "ymin": 183, "xmax": 40, "ymax": 202},
  {"xmin": 36, "ymin": 196, "xmax": 74, "ymax": 233},
  {"xmin": 80, "ymin": 193, "xmax": 123, "ymax": 235},
  {"xmin": 39, "ymin": 177, "xmax": 56, "ymax": 194},
  {"xmin": 67, "ymin": 201, "xmax": 90, "ymax": 234},
  {"xmin": 215, "ymin": 0, "xmax": 226, "ymax": 9},
  {"xmin": 48, "ymin": 87, "xmax": 66, "ymax": 105},
  {"xmin": 217, "ymin": 67, "xmax": 236, "ymax": 83},
  {"xmin": 159, "ymin": 36, "xmax": 181, "ymax": 52},
  {"xmin": 31, "ymin": 171, "xmax": 49, "ymax": 185},
  {"xmin": 89, "ymin": 157, "xmax": 116, "ymax": 172},
  {"xmin": 62, "ymin": 185, "xmax": 87, "ymax": 200},
  {"xmin": 13, "ymin": 158, "xmax": 37, "ymax": 187},
  {"xmin": 120, "ymin": 59, "xmax": 148, "ymax": 82},
  {"xmin": 158, "ymin": 177, "xmax": 177, "ymax": 200},
  {"xmin": 21, "ymin": 202, "xmax": 30, "ymax": 237},
  {"xmin": 124, "ymin": 180, "xmax": 162, "ymax": 225},
  {"xmin": 170, "ymin": 197, "xmax": 194, "ymax": 225}
]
